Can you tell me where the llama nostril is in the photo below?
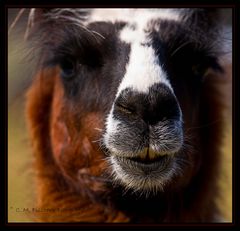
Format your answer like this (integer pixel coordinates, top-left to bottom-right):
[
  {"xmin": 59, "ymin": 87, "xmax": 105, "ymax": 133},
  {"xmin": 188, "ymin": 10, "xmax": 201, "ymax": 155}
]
[
  {"xmin": 115, "ymin": 102, "xmax": 135, "ymax": 116},
  {"xmin": 113, "ymin": 84, "xmax": 181, "ymax": 125}
]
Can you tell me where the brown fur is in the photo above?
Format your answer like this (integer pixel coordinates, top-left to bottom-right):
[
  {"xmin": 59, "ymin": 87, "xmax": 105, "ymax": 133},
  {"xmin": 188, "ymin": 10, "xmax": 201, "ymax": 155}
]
[
  {"xmin": 25, "ymin": 61, "xmax": 231, "ymax": 222},
  {"xmin": 26, "ymin": 68, "xmax": 129, "ymax": 222}
]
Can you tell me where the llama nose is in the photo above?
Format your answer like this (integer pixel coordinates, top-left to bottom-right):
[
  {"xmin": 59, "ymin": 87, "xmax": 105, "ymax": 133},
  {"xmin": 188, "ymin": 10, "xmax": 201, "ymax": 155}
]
[{"xmin": 113, "ymin": 83, "xmax": 181, "ymax": 125}]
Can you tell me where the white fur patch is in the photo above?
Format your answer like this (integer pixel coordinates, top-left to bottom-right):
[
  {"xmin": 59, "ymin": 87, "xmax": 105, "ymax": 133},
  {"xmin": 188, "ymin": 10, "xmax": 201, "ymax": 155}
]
[
  {"xmin": 116, "ymin": 43, "xmax": 172, "ymax": 97},
  {"xmin": 87, "ymin": 9, "xmax": 180, "ymax": 25},
  {"xmin": 111, "ymin": 9, "xmax": 176, "ymax": 96}
]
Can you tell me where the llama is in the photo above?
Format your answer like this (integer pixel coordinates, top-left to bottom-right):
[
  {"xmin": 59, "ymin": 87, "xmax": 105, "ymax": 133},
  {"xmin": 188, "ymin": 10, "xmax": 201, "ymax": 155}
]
[{"xmin": 24, "ymin": 8, "xmax": 231, "ymax": 222}]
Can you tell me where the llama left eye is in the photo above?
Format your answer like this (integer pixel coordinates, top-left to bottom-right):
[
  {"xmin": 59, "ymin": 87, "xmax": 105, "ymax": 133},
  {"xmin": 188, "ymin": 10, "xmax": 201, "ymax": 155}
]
[
  {"xmin": 191, "ymin": 63, "xmax": 208, "ymax": 77},
  {"xmin": 59, "ymin": 58, "xmax": 77, "ymax": 80}
]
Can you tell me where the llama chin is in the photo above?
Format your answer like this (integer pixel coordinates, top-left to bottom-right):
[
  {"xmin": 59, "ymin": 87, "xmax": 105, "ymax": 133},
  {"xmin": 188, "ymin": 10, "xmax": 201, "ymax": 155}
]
[{"xmin": 23, "ymin": 8, "xmax": 232, "ymax": 222}]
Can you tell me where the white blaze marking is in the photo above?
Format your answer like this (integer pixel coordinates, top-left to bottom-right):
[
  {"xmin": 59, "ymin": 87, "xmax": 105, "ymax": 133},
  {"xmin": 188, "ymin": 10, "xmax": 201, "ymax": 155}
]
[
  {"xmin": 112, "ymin": 9, "xmax": 175, "ymax": 96},
  {"xmin": 116, "ymin": 43, "xmax": 172, "ymax": 97}
]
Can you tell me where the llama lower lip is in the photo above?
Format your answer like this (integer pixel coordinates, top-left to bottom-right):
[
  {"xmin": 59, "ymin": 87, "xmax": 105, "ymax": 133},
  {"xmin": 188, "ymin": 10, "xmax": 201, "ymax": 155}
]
[{"xmin": 115, "ymin": 155, "xmax": 173, "ymax": 172}]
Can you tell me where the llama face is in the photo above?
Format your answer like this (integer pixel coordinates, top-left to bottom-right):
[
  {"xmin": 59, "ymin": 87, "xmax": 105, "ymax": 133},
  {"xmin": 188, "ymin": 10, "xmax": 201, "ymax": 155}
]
[{"xmin": 34, "ymin": 9, "xmax": 223, "ymax": 195}]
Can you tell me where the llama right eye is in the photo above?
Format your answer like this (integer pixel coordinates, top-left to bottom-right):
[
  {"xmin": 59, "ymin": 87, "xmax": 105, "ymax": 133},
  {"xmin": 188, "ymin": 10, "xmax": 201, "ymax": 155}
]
[{"xmin": 59, "ymin": 58, "xmax": 77, "ymax": 80}]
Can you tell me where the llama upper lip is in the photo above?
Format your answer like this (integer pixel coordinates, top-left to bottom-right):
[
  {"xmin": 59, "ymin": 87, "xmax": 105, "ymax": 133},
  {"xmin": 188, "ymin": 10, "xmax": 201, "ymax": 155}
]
[{"xmin": 123, "ymin": 147, "xmax": 175, "ymax": 165}]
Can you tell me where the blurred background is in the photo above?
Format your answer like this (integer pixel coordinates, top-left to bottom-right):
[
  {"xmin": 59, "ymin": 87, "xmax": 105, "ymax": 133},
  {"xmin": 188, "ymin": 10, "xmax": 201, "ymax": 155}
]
[
  {"xmin": 8, "ymin": 8, "xmax": 232, "ymax": 222},
  {"xmin": 8, "ymin": 9, "xmax": 36, "ymax": 222}
]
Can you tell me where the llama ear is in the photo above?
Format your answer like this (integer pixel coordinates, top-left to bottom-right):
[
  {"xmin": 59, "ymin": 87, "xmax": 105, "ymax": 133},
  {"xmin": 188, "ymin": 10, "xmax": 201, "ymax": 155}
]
[
  {"xmin": 182, "ymin": 9, "xmax": 231, "ymax": 62},
  {"xmin": 180, "ymin": 8, "xmax": 223, "ymax": 32},
  {"xmin": 183, "ymin": 8, "xmax": 232, "ymax": 35},
  {"xmin": 24, "ymin": 8, "xmax": 91, "ymax": 40}
]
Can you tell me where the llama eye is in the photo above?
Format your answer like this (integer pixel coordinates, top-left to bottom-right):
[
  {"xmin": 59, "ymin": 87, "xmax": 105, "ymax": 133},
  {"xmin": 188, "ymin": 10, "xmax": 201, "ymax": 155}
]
[
  {"xmin": 191, "ymin": 63, "xmax": 208, "ymax": 77},
  {"xmin": 59, "ymin": 58, "xmax": 77, "ymax": 80}
]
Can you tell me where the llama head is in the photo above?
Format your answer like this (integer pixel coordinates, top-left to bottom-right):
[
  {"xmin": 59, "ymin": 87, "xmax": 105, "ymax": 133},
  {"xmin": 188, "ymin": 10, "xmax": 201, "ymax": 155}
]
[{"xmin": 27, "ymin": 8, "xmax": 226, "ymax": 196}]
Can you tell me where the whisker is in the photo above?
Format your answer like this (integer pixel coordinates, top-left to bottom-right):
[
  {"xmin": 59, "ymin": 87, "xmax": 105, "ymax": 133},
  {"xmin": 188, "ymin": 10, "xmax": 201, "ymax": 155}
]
[
  {"xmin": 94, "ymin": 127, "xmax": 103, "ymax": 132},
  {"xmin": 91, "ymin": 139, "xmax": 102, "ymax": 144},
  {"xmin": 185, "ymin": 119, "xmax": 223, "ymax": 132},
  {"xmin": 170, "ymin": 41, "xmax": 191, "ymax": 57}
]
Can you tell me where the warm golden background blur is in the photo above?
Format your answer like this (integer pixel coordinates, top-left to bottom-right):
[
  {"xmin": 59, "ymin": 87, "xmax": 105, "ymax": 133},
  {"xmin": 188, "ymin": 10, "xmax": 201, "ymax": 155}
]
[
  {"xmin": 8, "ymin": 8, "xmax": 232, "ymax": 222},
  {"xmin": 8, "ymin": 9, "xmax": 36, "ymax": 222}
]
